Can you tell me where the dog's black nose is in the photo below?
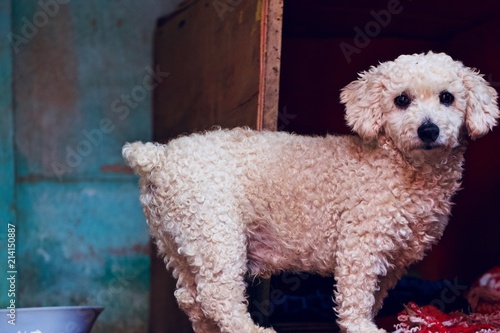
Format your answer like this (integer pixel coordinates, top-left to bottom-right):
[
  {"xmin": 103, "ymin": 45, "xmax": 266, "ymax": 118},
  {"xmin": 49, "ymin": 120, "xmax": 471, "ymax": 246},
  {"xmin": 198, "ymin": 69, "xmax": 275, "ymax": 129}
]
[{"xmin": 418, "ymin": 122, "xmax": 440, "ymax": 143}]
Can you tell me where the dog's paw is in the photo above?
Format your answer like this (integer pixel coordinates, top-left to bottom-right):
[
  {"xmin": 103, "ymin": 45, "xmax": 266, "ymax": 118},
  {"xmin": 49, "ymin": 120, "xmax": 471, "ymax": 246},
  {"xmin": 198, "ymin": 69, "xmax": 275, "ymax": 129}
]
[
  {"xmin": 341, "ymin": 322, "xmax": 387, "ymax": 333},
  {"xmin": 252, "ymin": 327, "xmax": 277, "ymax": 333},
  {"xmin": 364, "ymin": 328, "xmax": 387, "ymax": 333},
  {"xmin": 345, "ymin": 329, "xmax": 387, "ymax": 333}
]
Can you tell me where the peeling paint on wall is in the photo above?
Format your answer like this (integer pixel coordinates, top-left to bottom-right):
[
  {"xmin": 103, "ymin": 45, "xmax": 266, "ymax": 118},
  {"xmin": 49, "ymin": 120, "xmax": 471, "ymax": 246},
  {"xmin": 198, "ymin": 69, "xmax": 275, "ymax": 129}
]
[
  {"xmin": 14, "ymin": 3, "xmax": 80, "ymax": 176},
  {"xmin": 8, "ymin": 1, "xmax": 177, "ymax": 332}
]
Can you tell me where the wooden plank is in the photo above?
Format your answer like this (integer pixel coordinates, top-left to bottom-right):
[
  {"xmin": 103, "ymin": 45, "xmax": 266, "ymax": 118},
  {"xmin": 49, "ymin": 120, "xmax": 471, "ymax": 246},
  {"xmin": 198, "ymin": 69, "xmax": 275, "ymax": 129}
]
[
  {"xmin": 250, "ymin": 1, "xmax": 283, "ymax": 323},
  {"xmin": 258, "ymin": 0, "xmax": 283, "ymax": 130},
  {"xmin": 153, "ymin": 0, "xmax": 264, "ymax": 142}
]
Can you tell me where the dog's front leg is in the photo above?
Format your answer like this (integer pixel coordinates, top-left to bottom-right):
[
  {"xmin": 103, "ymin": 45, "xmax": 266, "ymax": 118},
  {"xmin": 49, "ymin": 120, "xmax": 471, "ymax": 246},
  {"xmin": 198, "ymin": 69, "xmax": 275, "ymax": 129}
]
[{"xmin": 334, "ymin": 249, "xmax": 388, "ymax": 333}]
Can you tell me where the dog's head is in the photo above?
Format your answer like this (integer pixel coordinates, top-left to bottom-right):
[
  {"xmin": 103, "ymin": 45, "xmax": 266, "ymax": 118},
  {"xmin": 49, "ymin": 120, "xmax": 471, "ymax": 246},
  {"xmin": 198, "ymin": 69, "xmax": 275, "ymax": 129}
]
[{"xmin": 340, "ymin": 52, "xmax": 499, "ymax": 154}]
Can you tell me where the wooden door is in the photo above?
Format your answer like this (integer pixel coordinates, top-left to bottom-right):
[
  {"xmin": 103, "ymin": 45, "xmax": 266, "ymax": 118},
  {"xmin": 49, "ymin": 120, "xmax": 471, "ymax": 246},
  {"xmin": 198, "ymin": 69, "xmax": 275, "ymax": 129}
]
[
  {"xmin": 153, "ymin": 0, "xmax": 282, "ymax": 142},
  {"xmin": 152, "ymin": 1, "xmax": 283, "ymax": 332}
]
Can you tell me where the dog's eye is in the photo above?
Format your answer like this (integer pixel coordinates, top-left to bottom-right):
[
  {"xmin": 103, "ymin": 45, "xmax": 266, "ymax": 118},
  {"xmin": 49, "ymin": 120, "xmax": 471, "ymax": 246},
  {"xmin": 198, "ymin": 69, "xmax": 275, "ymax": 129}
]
[
  {"xmin": 439, "ymin": 91, "xmax": 454, "ymax": 106},
  {"xmin": 394, "ymin": 94, "xmax": 411, "ymax": 109}
]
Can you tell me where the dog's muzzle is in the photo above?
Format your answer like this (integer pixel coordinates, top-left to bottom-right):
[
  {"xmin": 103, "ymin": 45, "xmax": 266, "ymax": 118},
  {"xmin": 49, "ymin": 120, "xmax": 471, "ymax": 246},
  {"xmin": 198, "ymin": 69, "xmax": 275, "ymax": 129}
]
[
  {"xmin": 417, "ymin": 122, "xmax": 440, "ymax": 149},
  {"xmin": 418, "ymin": 122, "xmax": 439, "ymax": 143}
]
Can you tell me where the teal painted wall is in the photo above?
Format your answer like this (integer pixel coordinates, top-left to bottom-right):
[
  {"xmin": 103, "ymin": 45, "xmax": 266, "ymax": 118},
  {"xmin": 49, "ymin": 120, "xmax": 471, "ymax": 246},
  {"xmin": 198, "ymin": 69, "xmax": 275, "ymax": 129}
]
[
  {"xmin": 1, "ymin": 1, "xmax": 177, "ymax": 332},
  {"xmin": 0, "ymin": 0, "xmax": 16, "ymax": 316}
]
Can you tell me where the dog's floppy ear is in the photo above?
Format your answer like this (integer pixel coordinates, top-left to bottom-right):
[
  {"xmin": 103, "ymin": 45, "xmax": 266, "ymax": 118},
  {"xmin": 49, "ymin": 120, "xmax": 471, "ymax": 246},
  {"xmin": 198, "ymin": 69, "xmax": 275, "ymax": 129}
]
[
  {"xmin": 341, "ymin": 67, "xmax": 384, "ymax": 141},
  {"xmin": 461, "ymin": 67, "xmax": 499, "ymax": 139}
]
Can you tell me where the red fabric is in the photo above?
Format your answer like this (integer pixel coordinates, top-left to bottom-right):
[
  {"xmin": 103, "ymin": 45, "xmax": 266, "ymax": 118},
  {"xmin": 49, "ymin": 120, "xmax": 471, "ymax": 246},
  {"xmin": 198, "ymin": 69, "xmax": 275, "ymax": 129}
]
[
  {"xmin": 468, "ymin": 267, "xmax": 500, "ymax": 314},
  {"xmin": 394, "ymin": 268, "xmax": 500, "ymax": 332},
  {"xmin": 394, "ymin": 302, "xmax": 499, "ymax": 333}
]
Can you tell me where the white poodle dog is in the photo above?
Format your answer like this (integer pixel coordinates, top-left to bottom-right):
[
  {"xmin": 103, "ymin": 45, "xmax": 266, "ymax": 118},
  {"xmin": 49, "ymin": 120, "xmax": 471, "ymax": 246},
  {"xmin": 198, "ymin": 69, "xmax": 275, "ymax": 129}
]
[{"xmin": 123, "ymin": 52, "xmax": 499, "ymax": 333}]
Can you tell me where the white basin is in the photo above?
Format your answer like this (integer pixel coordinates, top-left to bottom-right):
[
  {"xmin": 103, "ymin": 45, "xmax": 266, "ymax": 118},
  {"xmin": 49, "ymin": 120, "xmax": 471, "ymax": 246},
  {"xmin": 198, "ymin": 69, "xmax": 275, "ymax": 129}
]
[{"xmin": 0, "ymin": 306, "xmax": 104, "ymax": 333}]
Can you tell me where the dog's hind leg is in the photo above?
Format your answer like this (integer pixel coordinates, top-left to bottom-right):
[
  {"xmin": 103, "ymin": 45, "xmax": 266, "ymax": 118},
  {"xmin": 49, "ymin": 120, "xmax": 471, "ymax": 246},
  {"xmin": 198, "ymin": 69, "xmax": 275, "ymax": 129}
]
[
  {"xmin": 159, "ymin": 242, "xmax": 221, "ymax": 332},
  {"xmin": 172, "ymin": 262, "xmax": 220, "ymax": 332},
  {"xmin": 184, "ymin": 215, "xmax": 276, "ymax": 333},
  {"xmin": 174, "ymin": 281, "xmax": 220, "ymax": 332}
]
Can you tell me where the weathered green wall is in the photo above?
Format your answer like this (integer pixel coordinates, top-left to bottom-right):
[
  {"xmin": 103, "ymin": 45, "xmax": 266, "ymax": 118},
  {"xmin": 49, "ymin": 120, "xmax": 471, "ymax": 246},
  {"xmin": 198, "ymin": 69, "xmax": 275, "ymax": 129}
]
[
  {"xmin": 0, "ymin": 0, "xmax": 16, "ymax": 318},
  {"xmin": 1, "ymin": 1, "xmax": 177, "ymax": 332}
]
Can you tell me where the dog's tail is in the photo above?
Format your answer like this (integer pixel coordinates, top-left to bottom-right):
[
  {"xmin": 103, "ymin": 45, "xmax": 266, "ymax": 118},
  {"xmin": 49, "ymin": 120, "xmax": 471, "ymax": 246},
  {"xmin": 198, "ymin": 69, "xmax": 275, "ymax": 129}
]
[{"xmin": 122, "ymin": 141, "xmax": 165, "ymax": 177}]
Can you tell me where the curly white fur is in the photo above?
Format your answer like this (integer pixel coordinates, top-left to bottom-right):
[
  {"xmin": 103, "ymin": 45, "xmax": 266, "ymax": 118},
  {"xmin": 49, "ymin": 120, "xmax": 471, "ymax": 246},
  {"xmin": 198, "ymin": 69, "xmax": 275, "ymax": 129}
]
[{"xmin": 123, "ymin": 52, "xmax": 498, "ymax": 333}]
